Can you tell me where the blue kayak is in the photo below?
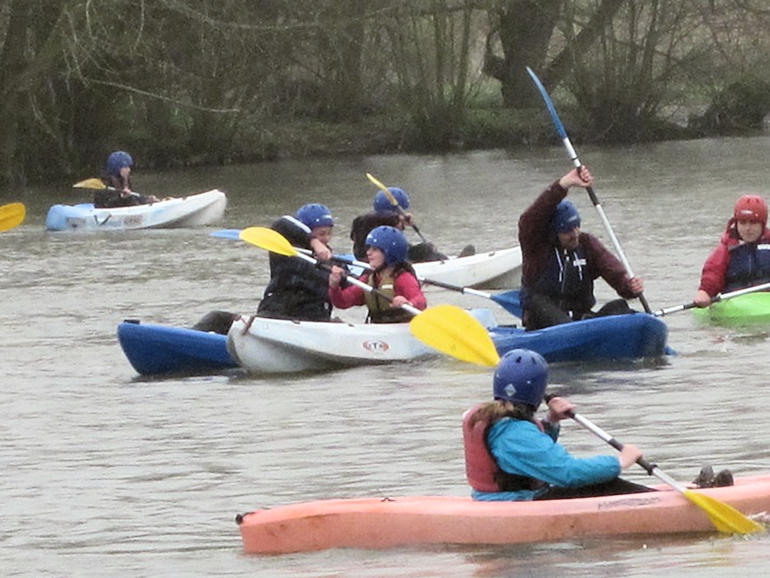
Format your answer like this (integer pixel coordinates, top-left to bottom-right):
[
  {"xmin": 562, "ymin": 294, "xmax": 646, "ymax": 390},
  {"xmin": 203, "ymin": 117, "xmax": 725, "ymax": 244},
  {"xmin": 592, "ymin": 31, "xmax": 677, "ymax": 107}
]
[
  {"xmin": 490, "ymin": 313, "xmax": 671, "ymax": 362},
  {"xmin": 117, "ymin": 320, "xmax": 237, "ymax": 375}
]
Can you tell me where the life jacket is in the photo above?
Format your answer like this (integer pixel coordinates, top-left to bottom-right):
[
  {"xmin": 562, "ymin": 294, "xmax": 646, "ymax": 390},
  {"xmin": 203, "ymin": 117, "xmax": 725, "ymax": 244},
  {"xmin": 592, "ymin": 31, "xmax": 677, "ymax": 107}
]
[
  {"xmin": 462, "ymin": 404, "xmax": 541, "ymax": 493},
  {"xmin": 725, "ymin": 241, "xmax": 770, "ymax": 292},
  {"xmin": 258, "ymin": 254, "xmax": 332, "ymax": 321},
  {"xmin": 364, "ymin": 270, "xmax": 412, "ymax": 323},
  {"xmin": 529, "ymin": 245, "xmax": 595, "ymax": 317}
]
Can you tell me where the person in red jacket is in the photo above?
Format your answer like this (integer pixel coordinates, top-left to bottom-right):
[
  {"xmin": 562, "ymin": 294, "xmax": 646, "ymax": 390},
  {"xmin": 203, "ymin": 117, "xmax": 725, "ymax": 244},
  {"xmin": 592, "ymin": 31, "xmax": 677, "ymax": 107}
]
[
  {"xmin": 518, "ymin": 167, "xmax": 643, "ymax": 330},
  {"xmin": 328, "ymin": 225, "xmax": 426, "ymax": 323},
  {"xmin": 693, "ymin": 194, "xmax": 770, "ymax": 307}
]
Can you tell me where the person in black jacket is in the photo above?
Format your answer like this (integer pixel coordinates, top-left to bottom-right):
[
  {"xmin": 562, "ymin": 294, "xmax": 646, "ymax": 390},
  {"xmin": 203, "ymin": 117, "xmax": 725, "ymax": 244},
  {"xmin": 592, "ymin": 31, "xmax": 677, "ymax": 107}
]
[
  {"xmin": 256, "ymin": 203, "xmax": 335, "ymax": 321},
  {"xmin": 94, "ymin": 151, "xmax": 158, "ymax": 208},
  {"xmin": 349, "ymin": 187, "xmax": 453, "ymax": 262},
  {"xmin": 192, "ymin": 203, "xmax": 336, "ymax": 334}
]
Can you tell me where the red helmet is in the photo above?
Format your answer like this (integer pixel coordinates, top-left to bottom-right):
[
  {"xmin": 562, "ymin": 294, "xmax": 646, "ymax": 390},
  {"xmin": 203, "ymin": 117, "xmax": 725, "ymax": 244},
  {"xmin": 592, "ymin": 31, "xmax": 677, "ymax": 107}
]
[{"xmin": 733, "ymin": 195, "xmax": 767, "ymax": 226}]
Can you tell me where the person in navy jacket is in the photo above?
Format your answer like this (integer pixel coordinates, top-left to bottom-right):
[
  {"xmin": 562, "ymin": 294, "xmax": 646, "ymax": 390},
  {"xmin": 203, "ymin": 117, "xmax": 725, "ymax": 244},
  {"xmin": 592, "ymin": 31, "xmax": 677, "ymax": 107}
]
[{"xmin": 518, "ymin": 167, "xmax": 643, "ymax": 330}]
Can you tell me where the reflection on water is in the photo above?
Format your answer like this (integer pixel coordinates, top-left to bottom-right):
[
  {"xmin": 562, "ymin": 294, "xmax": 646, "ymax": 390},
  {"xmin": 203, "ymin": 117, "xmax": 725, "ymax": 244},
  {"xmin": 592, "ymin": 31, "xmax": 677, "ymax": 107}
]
[{"xmin": 2, "ymin": 137, "xmax": 770, "ymax": 575}]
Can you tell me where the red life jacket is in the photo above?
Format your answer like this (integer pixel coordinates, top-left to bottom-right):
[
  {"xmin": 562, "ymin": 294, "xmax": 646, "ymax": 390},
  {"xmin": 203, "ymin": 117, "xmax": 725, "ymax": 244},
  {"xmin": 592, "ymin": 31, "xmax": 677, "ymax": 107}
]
[{"xmin": 462, "ymin": 404, "xmax": 502, "ymax": 492}]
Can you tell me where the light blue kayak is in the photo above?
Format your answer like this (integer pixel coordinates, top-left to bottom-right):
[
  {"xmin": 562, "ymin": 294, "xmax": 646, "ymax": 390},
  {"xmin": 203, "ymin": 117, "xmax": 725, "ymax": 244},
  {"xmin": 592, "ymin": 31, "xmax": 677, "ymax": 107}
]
[{"xmin": 46, "ymin": 190, "xmax": 226, "ymax": 231}]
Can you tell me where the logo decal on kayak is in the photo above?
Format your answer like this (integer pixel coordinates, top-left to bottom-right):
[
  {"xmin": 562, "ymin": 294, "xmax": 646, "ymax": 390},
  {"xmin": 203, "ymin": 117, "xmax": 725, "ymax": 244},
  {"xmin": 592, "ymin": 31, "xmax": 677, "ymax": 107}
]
[{"xmin": 362, "ymin": 340, "xmax": 390, "ymax": 354}]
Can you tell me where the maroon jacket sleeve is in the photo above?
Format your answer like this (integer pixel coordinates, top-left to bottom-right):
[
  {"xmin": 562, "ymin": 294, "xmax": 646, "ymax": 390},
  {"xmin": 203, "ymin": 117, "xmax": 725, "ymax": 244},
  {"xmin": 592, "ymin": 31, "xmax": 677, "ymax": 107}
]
[
  {"xmin": 394, "ymin": 272, "xmax": 427, "ymax": 310},
  {"xmin": 581, "ymin": 233, "xmax": 637, "ymax": 299},
  {"xmin": 518, "ymin": 181, "xmax": 567, "ymax": 286}
]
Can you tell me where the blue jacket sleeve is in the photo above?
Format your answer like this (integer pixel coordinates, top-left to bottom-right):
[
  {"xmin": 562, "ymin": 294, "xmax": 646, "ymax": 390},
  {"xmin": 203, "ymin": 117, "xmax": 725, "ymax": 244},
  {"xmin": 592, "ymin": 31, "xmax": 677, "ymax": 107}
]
[{"xmin": 488, "ymin": 418, "xmax": 621, "ymax": 488}]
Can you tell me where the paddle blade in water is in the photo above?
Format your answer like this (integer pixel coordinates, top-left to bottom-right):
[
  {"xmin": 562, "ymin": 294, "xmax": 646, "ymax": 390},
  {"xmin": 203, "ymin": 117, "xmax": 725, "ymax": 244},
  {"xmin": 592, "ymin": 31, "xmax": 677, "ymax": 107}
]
[
  {"xmin": 683, "ymin": 489, "xmax": 765, "ymax": 534},
  {"xmin": 239, "ymin": 227, "xmax": 298, "ymax": 257},
  {"xmin": 0, "ymin": 202, "xmax": 25, "ymax": 232},
  {"xmin": 410, "ymin": 305, "xmax": 500, "ymax": 367},
  {"xmin": 73, "ymin": 178, "xmax": 107, "ymax": 190}
]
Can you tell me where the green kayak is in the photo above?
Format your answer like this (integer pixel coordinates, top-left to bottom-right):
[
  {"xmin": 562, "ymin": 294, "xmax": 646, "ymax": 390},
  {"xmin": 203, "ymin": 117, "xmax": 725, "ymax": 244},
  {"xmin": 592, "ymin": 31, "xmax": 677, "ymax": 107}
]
[{"xmin": 692, "ymin": 292, "xmax": 770, "ymax": 325}]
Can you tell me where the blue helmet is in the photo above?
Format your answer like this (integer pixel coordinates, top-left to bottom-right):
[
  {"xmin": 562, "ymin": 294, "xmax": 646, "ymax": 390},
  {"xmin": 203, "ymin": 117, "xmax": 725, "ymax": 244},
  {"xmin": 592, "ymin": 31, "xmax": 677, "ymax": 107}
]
[
  {"xmin": 550, "ymin": 200, "xmax": 581, "ymax": 234},
  {"xmin": 374, "ymin": 187, "xmax": 410, "ymax": 214},
  {"xmin": 106, "ymin": 151, "xmax": 133, "ymax": 176},
  {"xmin": 493, "ymin": 349, "xmax": 548, "ymax": 408},
  {"xmin": 295, "ymin": 203, "xmax": 334, "ymax": 229},
  {"xmin": 365, "ymin": 225, "xmax": 408, "ymax": 265}
]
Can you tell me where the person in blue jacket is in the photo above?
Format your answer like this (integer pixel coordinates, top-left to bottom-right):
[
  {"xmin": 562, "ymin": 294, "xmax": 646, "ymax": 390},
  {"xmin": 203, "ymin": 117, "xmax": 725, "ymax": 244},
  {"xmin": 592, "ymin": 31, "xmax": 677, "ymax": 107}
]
[{"xmin": 463, "ymin": 349, "xmax": 653, "ymax": 501}]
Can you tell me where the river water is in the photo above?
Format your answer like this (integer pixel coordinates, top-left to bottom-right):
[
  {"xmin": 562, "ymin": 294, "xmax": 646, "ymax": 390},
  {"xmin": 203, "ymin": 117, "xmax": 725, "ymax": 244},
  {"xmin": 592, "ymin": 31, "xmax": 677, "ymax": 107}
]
[{"xmin": 2, "ymin": 137, "xmax": 770, "ymax": 576}]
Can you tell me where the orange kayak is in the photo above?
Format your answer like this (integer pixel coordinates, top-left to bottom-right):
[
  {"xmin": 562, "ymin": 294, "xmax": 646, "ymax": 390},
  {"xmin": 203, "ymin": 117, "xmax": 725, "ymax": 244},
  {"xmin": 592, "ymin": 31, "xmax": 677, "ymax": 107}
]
[{"xmin": 236, "ymin": 475, "xmax": 770, "ymax": 554}]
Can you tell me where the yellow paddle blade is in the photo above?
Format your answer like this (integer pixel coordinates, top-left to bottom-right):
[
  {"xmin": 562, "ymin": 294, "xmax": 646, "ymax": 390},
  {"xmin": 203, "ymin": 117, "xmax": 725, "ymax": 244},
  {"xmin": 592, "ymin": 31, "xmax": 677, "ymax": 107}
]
[
  {"xmin": 410, "ymin": 304, "xmax": 500, "ymax": 367},
  {"xmin": 239, "ymin": 227, "xmax": 298, "ymax": 257},
  {"xmin": 366, "ymin": 172, "xmax": 398, "ymax": 206},
  {"xmin": 683, "ymin": 489, "xmax": 765, "ymax": 534},
  {"xmin": 73, "ymin": 178, "xmax": 107, "ymax": 190},
  {"xmin": 0, "ymin": 202, "xmax": 26, "ymax": 232}
]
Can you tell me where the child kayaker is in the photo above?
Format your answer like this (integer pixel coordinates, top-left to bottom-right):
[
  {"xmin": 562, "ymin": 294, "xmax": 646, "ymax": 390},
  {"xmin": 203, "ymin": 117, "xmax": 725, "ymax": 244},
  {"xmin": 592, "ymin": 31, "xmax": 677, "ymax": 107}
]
[
  {"xmin": 95, "ymin": 151, "xmax": 158, "ymax": 208},
  {"xmin": 192, "ymin": 203, "xmax": 336, "ymax": 333},
  {"xmin": 464, "ymin": 348, "xmax": 653, "ymax": 501},
  {"xmin": 463, "ymin": 348, "xmax": 733, "ymax": 501},
  {"xmin": 328, "ymin": 225, "xmax": 426, "ymax": 323},
  {"xmin": 256, "ymin": 203, "xmax": 335, "ymax": 321},
  {"xmin": 349, "ymin": 186, "xmax": 454, "ymax": 262},
  {"xmin": 693, "ymin": 194, "xmax": 770, "ymax": 307}
]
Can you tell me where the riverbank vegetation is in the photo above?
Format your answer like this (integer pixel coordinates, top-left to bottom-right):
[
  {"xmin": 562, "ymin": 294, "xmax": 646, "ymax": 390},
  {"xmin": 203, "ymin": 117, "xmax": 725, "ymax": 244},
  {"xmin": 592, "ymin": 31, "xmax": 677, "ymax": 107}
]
[{"xmin": 2, "ymin": 1, "xmax": 770, "ymax": 186}]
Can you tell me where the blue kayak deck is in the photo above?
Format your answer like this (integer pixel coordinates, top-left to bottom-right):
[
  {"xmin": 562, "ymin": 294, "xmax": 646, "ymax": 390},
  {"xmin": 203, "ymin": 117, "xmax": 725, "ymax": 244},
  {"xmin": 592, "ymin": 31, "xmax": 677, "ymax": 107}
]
[
  {"xmin": 117, "ymin": 320, "xmax": 237, "ymax": 375},
  {"xmin": 490, "ymin": 313, "xmax": 670, "ymax": 362}
]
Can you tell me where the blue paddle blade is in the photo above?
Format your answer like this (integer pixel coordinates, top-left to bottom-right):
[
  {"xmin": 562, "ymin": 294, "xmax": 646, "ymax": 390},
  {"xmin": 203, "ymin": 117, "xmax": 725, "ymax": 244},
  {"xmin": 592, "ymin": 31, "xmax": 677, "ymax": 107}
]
[
  {"xmin": 526, "ymin": 67, "xmax": 568, "ymax": 140},
  {"xmin": 491, "ymin": 290, "xmax": 522, "ymax": 318},
  {"xmin": 210, "ymin": 228, "xmax": 242, "ymax": 240}
]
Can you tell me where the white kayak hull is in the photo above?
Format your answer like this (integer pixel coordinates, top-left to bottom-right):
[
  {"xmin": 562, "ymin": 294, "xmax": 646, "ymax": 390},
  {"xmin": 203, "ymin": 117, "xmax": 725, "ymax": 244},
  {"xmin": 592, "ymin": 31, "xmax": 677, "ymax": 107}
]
[
  {"xmin": 414, "ymin": 246, "xmax": 521, "ymax": 289},
  {"xmin": 45, "ymin": 189, "xmax": 226, "ymax": 231},
  {"xmin": 227, "ymin": 309, "xmax": 497, "ymax": 374}
]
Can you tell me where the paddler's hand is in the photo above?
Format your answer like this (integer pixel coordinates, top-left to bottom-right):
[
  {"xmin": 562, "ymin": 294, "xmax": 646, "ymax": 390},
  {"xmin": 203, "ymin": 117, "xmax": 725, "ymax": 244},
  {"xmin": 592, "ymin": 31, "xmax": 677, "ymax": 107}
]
[
  {"xmin": 558, "ymin": 166, "xmax": 593, "ymax": 190},
  {"xmin": 391, "ymin": 295, "xmax": 411, "ymax": 308},
  {"xmin": 328, "ymin": 265, "xmax": 345, "ymax": 288},
  {"xmin": 693, "ymin": 289, "xmax": 712, "ymax": 308},
  {"xmin": 402, "ymin": 212, "xmax": 414, "ymax": 226},
  {"xmin": 618, "ymin": 444, "xmax": 643, "ymax": 469},
  {"xmin": 310, "ymin": 238, "xmax": 332, "ymax": 261},
  {"xmin": 545, "ymin": 396, "xmax": 575, "ymax": 423},
  {"xmin": 629, "ymin": 276, "xmax": 644, "ymax": 295}
]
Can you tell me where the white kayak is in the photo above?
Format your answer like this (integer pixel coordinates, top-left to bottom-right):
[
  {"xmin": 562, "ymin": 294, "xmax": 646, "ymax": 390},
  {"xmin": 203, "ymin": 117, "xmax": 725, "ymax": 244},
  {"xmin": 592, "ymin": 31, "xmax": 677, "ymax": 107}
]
[
  {"xmin": 45, "ymin": 189, "xmax": 227, "ymax": 231},
  {"xmin": 344, "ymin": 246, "xmax": 522, "ymax": 289},
  {"xmin": 414, "ymin": 246, "xmax": 521, "ymax": 289},
  {"xmin": 227, "ymin": 308, "xmax": 497, "ymax": 374}
]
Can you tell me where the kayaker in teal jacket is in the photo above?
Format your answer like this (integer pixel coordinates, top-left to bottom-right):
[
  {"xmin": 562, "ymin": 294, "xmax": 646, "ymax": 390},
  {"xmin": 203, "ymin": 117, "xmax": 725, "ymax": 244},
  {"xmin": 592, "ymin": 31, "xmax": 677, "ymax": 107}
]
[{"xmin": 463, "ymin": 349, "xmax": 652, "ymax": 501}]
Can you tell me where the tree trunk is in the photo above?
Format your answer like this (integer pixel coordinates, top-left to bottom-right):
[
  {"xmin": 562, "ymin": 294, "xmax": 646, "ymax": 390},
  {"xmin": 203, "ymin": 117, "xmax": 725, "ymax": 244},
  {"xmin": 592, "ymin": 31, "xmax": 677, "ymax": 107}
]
[
  {"xmin": 484, "ymin": 0, "xmax": 565, "ymax": 108},
  {"xmin": 0, "ymin": 0, "xmax": 30, "ymax": 185}
]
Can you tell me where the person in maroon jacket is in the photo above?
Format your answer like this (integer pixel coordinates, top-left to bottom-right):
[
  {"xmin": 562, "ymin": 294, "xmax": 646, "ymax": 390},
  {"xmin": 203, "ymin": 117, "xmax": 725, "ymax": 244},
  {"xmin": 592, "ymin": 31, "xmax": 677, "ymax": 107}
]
[
  {"xmin": 517, "ymin": 167, "xmax": 643, "ymax": 330},
  {"xmin": 693, "ymin": 194, "xmax": 770, "ymax": 307}
]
